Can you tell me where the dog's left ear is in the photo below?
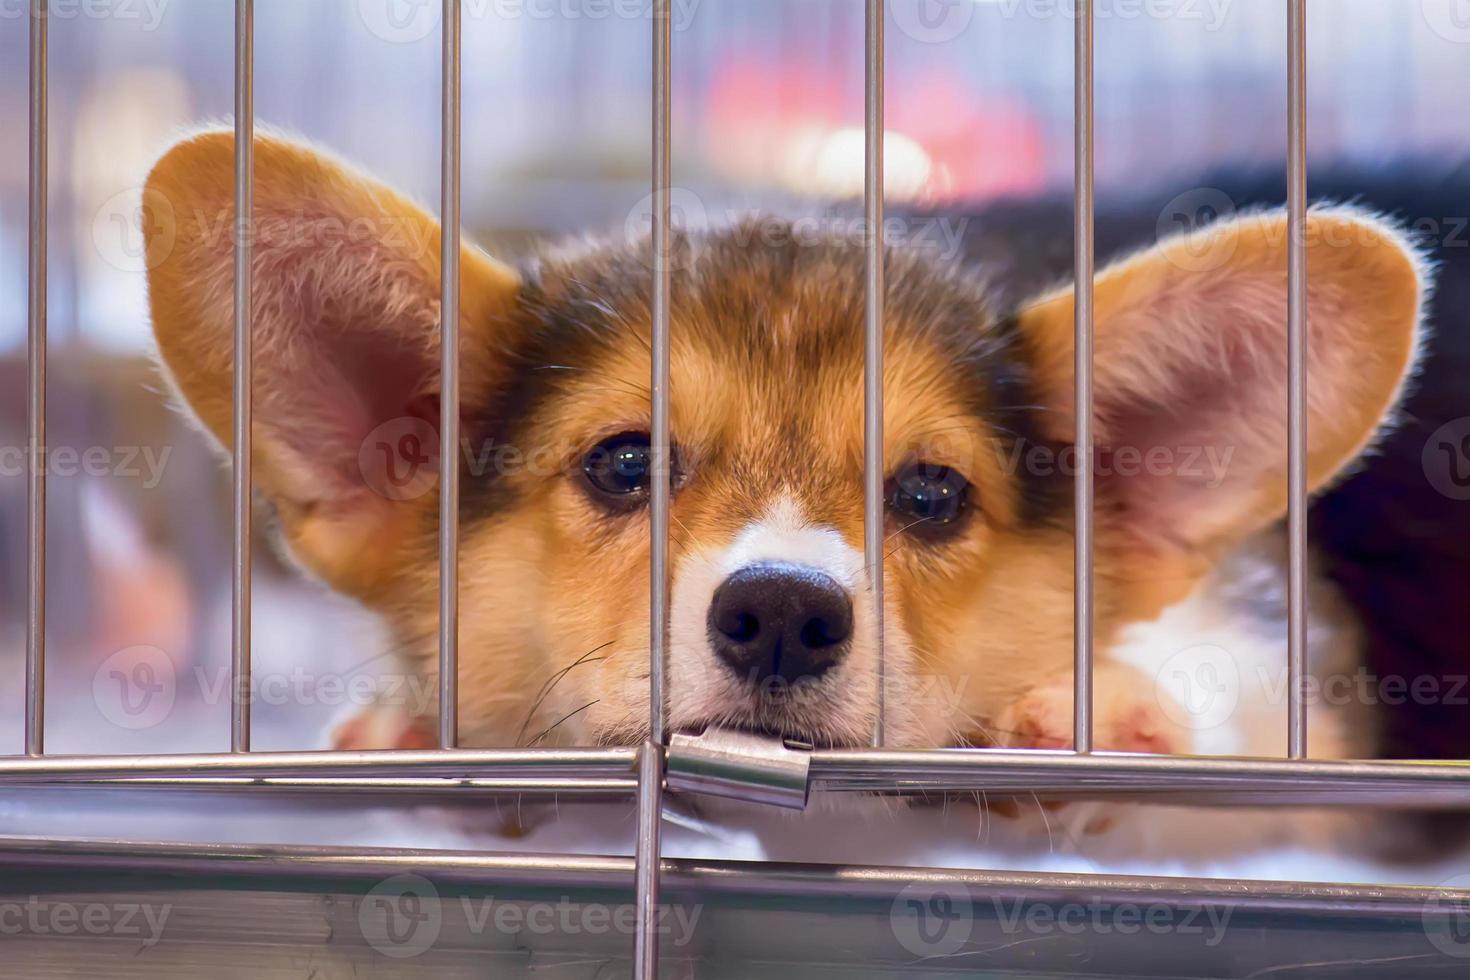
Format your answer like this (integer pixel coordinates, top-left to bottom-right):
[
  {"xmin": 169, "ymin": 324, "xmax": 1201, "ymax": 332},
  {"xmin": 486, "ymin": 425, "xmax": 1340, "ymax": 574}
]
[{"xmin": 1016, "ymin": 207, "xmax": 1426, "ymax": 557}]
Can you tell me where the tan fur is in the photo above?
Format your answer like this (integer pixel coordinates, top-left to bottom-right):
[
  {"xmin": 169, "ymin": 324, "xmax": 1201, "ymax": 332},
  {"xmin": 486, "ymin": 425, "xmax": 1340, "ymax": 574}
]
[
  {"xmin": 988, "ymin": 209, "xmax": 1425, "ymax": 751},
  {"xmin": 146, "ymin": 133, "xmax": 1425, "ymax": 756},
  {"xmin": 146, "ymin": 131, "xmax": 520, "ymax": 600},
  {"xmin": 1018, "ymin": 208, "xmax": 1423, "ymax": 557}
]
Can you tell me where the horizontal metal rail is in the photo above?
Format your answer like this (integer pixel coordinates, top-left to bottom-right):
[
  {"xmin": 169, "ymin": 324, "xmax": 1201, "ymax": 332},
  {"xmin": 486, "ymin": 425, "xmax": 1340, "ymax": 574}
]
[
  {"xmin": 0, "ymin": 748, "xmax": 636, "ymax": 781},
  {"xmin": 0, "ymin": 834, "xmax": 1465, "ymax": 914},
  {"xmin": 4, "ymin": 749, "xmax": 1470, "ymax": 805},
  {"xmin": 98, "ymin": 776, "xmax": 638, "ymax": 796},
  {"xmin": 809, "ymin": 750, "xmax": 1470, "ymax": 805}
]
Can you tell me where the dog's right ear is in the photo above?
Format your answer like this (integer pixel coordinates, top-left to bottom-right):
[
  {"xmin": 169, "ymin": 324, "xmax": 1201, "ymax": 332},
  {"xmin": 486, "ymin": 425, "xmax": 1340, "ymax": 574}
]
[{"xmin": 146, "ymin": 131, "xmax": 522, "ymax": 598}]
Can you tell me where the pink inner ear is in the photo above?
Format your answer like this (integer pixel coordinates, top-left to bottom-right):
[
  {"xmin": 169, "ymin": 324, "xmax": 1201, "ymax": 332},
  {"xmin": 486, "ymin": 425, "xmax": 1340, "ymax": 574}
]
[
  {"xmin": 1088, "ymin": 272, "xmax": 1368, "ymax": 547},
  {"xmin": 1086, "ymin": 290, "xmax": 1298, "ymax": 544},
  {"xmin": 239, "ymin": 220, "xmax": 454, "ymax": 507},
  {"xmin": 1098, "ymin": 402, "xmax": 1259, "ymax": 546},
  {"xmin": 262, "ymin": 315, "xmax": 442, "ymax": 505},
  {"xmin": 408, "ymin": 390, "xmax": 443, "ymax": 434}
]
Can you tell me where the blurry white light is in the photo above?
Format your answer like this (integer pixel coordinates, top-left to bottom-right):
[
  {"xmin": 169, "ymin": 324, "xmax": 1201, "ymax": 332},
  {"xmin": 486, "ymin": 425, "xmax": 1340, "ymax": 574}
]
[
  {"xmin": 785, "ymin": 127, "xmax": 933, "ymax": 201},
  {"xmin": 72, "ymin": 69, "xmax": 192, "ymax": 350}
]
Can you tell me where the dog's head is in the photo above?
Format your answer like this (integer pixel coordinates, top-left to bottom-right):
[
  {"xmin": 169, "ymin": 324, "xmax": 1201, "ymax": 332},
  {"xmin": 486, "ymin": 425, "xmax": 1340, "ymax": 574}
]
[{"xmin": 145, "ymin": 133, "xmax": 1426, "ymax": 748}]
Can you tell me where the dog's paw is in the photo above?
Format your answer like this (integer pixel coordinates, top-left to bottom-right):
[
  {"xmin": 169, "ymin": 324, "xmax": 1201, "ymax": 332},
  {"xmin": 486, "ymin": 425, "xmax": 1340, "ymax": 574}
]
[
  {"xmin": 328, "ymin": 708, "xmax": 556, "ymax": 841},
  {"xmin": 996, "ymin": 672, "xmax": 1181, "ymax": 755},
  {"xmin": 330, "ymin": 705, "xmax": 434, "ymax": 750}
]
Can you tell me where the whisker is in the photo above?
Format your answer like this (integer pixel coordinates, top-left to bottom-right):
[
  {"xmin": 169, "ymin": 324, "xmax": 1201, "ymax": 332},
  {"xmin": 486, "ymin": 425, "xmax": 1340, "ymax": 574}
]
[
  {"xmin": 526, "ymin": 700, "xmax": 601, "ymax": 746},
  {"xmin": 1034, "ymin": 793, "xmax": 1057, "ymax": 854},
  {"xmin": 579, "ymin": 380, "xmax": 653, "ymax": 401},
  {"xmin": 884, "ymin": 514, "xmax": 936, "ymax": 546},
  {"xmin": 516, "ymin": 642, "xmax": 615, "ymax": 746},
  {"xmin": 670, "ymin": 512, "xmax": 696, "ymax": 549}
]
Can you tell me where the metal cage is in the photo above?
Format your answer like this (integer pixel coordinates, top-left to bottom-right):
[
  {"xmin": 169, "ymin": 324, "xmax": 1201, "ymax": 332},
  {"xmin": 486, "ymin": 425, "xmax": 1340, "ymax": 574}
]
[{"xmin": 15, "ymin": 1, "xmax": 1470, "ymax": 976}]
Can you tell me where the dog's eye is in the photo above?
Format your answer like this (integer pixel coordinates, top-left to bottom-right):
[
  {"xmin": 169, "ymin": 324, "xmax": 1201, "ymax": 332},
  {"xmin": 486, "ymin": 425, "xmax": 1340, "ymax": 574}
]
[
  {"xmin": 888, "ymin": 463, "xmax": 971, "ymax": 533},
  {"xmin": 582, "ymin": 432, "xmax": 653, "ymax": 499}
]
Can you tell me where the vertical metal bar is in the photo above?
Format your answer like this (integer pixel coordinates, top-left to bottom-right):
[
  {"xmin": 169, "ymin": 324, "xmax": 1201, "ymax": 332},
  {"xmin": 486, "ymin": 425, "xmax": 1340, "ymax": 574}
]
[
  {"xmin": 25, "ymin": 0, "xmax": 48, "ymax": 758},
  {"xmin": 633, "ymin": 740, "xmax": 664, "ymax": 976},
  {"xmin": 1286, "ymin": 0, "xmax": 1308, "ymax": 760},
  {"xmin": 1073, "ymin": 0, "xmax": 1095, "ymax": 755},
  {"xmin": 439, "ymin": 0, "xmax": 462, "ymax": 751},
  {"xmin": 648, "ymin": 2, "xmax": 671, "ymax": 754},
  {"xmin": 232, "ymin": 0, "xmax": 254, "ymax": 754},
  {"xmin": 635, "ymin": 1, "xmax": 672, "ymax": 976},
  {"xmin": 865, "ymin": 0, "xmax": 886, "ymax": 749}
]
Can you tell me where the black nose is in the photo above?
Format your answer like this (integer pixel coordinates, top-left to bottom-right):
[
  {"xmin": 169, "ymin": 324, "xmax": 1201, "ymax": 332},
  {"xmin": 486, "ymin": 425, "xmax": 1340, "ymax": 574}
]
[{"xmin": 708, "ymin": 562, "xmax": 853, "ymax": 684}]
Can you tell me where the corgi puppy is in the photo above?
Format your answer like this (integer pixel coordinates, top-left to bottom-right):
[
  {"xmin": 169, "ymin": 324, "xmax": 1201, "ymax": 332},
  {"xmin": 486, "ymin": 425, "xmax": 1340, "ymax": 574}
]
[{"xmin": 142, "ymin": 132, "xmax": 1428, "ymax": 771}]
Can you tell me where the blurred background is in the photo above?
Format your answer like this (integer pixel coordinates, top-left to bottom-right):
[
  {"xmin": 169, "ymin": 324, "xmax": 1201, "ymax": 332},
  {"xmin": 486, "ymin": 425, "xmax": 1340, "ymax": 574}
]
[{"xmin": 0, "ymin": 0, "xmax": 1467, "ymax": 756}]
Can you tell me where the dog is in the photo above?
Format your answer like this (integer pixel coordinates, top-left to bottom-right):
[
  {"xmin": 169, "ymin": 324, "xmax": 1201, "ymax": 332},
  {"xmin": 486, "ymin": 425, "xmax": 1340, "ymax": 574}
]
[{"xmin": 143, "ymin": 131, "xmax": 1436, "ymax": 790}]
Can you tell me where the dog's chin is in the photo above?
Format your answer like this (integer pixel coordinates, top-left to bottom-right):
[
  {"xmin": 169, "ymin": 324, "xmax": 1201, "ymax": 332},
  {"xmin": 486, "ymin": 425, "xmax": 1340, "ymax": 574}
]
[
  {"xmin": 674, "ymin": 721, "xmax": 831, "ymax": 749},
  {"xmin": 592, "ymin": 720, "xmax": 873, "ymax": 750}
]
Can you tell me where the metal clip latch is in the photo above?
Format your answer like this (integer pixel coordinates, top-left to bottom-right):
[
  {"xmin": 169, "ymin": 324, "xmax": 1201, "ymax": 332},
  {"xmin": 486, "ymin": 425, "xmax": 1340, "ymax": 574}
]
[{"xmin": 665, "ymin": 728, "xmax": 813, "ymax": 809}]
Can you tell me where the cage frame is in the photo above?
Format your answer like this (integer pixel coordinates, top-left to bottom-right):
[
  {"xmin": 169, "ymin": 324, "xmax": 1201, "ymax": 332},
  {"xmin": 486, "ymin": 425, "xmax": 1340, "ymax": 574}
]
[{"xmin": 14, "ymin": 0, "xmax": 1470, "ymax": 975}]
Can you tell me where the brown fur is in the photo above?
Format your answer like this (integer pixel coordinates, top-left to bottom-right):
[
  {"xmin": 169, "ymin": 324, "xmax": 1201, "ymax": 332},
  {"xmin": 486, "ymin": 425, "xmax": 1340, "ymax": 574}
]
[{"xmin": 145, "ymin": 131, "xmax": 1426, "ymax": 754}]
